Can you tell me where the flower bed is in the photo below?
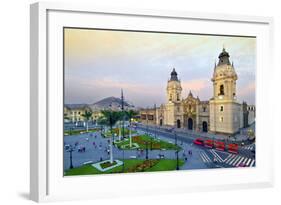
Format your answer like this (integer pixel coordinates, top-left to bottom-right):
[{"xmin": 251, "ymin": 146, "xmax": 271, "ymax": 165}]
[
  {"xmin": 100, "ymin": 161, "xmax": 118, "ymax": 169},
  {"xmin": 126, "ymin": 159, "xmax": 159, "ymax": 172}
]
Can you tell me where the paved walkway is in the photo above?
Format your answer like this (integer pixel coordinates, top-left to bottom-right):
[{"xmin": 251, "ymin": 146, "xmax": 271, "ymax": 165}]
[
  {"xmin": 63, "ymin": 128, "xmax": 207, "ymax": 171},
  {"xmin": 63, "ymin": 124, "xmax": 255, "ymax": 172}
]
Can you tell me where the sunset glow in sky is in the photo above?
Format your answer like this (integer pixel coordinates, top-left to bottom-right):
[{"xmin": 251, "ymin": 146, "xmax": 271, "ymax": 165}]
[{"xmin": 64, "ymin": 28, "xmax": 256, "ymax": 107}]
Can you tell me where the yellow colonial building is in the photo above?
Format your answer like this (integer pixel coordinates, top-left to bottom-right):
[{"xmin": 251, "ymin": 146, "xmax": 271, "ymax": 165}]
[{"xmin": 140, "ymin": 48, "xmax": 255, "ymax": 135}]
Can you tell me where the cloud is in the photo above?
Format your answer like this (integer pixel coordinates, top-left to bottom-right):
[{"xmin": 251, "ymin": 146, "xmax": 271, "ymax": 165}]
[
  {"xmin": 181, "ymin": 78, "xmax": 210, "ymax": 93},
  {"xmin": 64, "ymin": 29, "xmax": 256, "ymax": 106}
]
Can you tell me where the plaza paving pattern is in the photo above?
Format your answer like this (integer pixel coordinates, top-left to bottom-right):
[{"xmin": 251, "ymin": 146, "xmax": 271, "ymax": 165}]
[{"xmin": 63, "ymin": 124, "xmax": 255, "ymax": 174}]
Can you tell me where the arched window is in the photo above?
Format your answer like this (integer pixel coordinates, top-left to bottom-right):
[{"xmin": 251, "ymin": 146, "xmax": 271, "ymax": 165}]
[
  {"xmin": 177, "ymin": 93, "xmax": 180, "ymax": 101},
  {"xmin": 219, "ymin": 84, "xmax": 224, "ymax": 95},
  {"xmin": 169, "ymin": 94, "xmax": 172, "ymax": 101}
]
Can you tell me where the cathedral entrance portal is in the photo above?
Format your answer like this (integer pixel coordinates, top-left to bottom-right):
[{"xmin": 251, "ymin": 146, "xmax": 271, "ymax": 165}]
[
  {"xmin": 202, "ymin": 121, "xmax": 208, "ymax": 132},
  {"xmin": 177, "ymin": 119, "xmax": 181, "ymax": 128},
  {"xmin": 188, "ymin": 118, "xmax": 193, "ymax": 130}
]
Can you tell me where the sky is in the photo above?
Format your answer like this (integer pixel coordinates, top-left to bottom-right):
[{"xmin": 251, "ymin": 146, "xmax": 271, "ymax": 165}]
[{"xmin": 64, "ymin": 28, "xmax": 256, "ymax": 107}]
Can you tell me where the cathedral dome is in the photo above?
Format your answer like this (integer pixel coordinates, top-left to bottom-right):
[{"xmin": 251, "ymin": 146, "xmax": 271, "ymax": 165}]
[
  {"xmin": 170, "ymin": 68, "xmax": 179, "ymax": 81},
  {"xmin": 212, "ymin": 48, "xmax": 237, "ymax": 81},
  {"xmin": 217, "ymin": 48, "xmax": 231, "ymax": 66}
]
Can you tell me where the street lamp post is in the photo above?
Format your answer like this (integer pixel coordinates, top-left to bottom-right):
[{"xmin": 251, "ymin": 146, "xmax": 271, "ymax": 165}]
[
  {"xmin": 174, "ymin": 130, "xmax": 178, "ymax": 146},
  {"xmin": 176, "ymin": 150, "xmax": 179, "ymax": 170},
  {"xmin": 145, "ymin": 142, "xmax": 148, "ymax": 160},
  {"xmin": 67, "ymin": 145, "xmax": 75, "ymax": 169}
]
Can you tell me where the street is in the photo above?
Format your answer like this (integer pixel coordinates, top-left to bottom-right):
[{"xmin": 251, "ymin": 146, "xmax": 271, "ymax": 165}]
[{"xmin": 63, "ymin": 123, "xmax": 255, "ymax": 172}]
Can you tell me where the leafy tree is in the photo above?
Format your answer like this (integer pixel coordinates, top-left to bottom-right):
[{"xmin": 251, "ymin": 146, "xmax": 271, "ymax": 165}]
[
  {"xmin": 97, "ymin": 110, "xmax": 122, "ymax": 134},
  {"xmin": 81, "ymin": 110, "xmax": 92, "ymax": 132},
  {"xmin": 125, "ymin": 110, "xmax": 138, "ymax": 126}
]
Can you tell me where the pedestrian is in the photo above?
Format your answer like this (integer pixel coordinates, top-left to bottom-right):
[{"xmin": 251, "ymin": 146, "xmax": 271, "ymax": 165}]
[
  {"xmin": 213, "ymin": 157, "xmax": 217, "ymax": 163},
  {"xmin": 100, "ymin": 157, "xmax": 103, "ymax": 162},
  {"xmin": 185, "ymin": 157, "xmax": 187, "ymax": 161}
]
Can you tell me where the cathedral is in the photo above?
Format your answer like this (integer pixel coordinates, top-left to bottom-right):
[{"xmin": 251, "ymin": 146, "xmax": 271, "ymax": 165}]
[{"xmin": 140, "ymin": 48, "xmax": 255, "ymax": 135}]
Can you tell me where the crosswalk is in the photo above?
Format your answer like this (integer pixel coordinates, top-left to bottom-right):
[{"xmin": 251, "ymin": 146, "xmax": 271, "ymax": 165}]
[
  {"xmin": 209, "ymin": 149, "xmax": 224, "ymax": 162},
  {"xmin": 199, "ymin": 151, "xmax": 212, "ymax": 163},
  {"xmin": 224, "ymin": 153, "xmax": 255, "ymax": 167},
  {"xmin": 241, "ymin": 144, "xmax": 255, "ymax": 151},
  {"xmin": 199, "ymin": 149, "xmax": 255, "ymax": 167}
]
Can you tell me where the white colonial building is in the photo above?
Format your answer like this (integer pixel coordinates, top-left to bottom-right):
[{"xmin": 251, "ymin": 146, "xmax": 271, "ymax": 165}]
[{"xmin": 140, "ymin": 48, "xmax": 255, "ymax": 135}]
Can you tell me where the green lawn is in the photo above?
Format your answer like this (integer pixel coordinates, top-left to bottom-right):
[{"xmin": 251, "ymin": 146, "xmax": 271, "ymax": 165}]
[
  {"xmin": 102, "ymin": 128, "xmax": 137, "ymax": 138},
  {"xmin": 146, "ymin": 159, "xmax": 184, "ymax": 171},
  {"xmin": 116, "ymin": 134, "xmax": 181, "ymax": 150},
  {"xmin": 64, "ymin": 128, "xmax": 99, "ymax": 136},
  {"xmin": 64, "ymin": 159, "xmax": 184, "ymax": 176}
]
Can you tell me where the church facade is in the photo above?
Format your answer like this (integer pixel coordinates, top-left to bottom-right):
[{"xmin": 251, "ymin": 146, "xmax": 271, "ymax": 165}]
[{"xmin": 140, "ymin": 48, "xmax": 255, "ymax": 135}]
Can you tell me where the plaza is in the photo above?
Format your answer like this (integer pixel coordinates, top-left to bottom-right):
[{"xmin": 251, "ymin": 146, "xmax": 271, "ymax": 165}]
[{"xmin": 63, "ymin": 120, "xmax": 255, "ymax": 176}]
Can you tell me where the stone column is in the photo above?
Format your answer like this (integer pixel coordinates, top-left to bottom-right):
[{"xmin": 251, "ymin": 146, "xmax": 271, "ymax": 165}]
[{"xmin": 129, "ymin": 128, "xmax": 132, "ymax": 148}]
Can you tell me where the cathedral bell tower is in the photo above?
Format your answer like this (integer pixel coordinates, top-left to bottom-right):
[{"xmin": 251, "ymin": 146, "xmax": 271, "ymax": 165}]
[
  {"xmin": 166, "ymin": 68, "xmax": 182, "ymax": 103},
  {"xmin": 209, "ymin": 48, "xmax": 240, "ymax": 134},
  {"xmin": 165, "ymin": 68, "xmax": 183, "ymax": 127}
]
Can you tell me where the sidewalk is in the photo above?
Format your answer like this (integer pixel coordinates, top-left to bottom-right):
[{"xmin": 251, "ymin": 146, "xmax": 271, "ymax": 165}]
[{"xmin": 138, "ymin": 122, "xmax": 255, "ymax": 145}]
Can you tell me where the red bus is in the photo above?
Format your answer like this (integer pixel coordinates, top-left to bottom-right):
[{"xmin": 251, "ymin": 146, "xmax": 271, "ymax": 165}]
[
  {"xmin": 193, "ymin": 138, "xmax": 204, "ymax": 146},
  {"xmin": 228, "ymin": 143, "xmax": 239, "ymax": 154},
  {"xmin": 204, "ymin": 139, "xmax": 214, "ymax": 148},
  {"xmin": 214, "ymin": 141, "xmax": 225, "ymax": 151}
]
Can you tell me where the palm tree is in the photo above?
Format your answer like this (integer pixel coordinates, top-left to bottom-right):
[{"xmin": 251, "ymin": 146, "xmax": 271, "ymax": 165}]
[
  {"xmin": 81, "ymin": 110, "xmax": 92, "ymax": 132},
  {"xmin": 125, "ymin": 110, "xmax": 138, "ymax": 126},
  {"xmin": 97, "ymin": 110, "xmax": 122, "ymax": 163}
]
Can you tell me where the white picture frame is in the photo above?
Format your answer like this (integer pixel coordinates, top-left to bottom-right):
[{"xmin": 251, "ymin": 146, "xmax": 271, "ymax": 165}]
[{"xmin": 30, "ymin": 2, "xmax": 274, "ymax": 202}]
